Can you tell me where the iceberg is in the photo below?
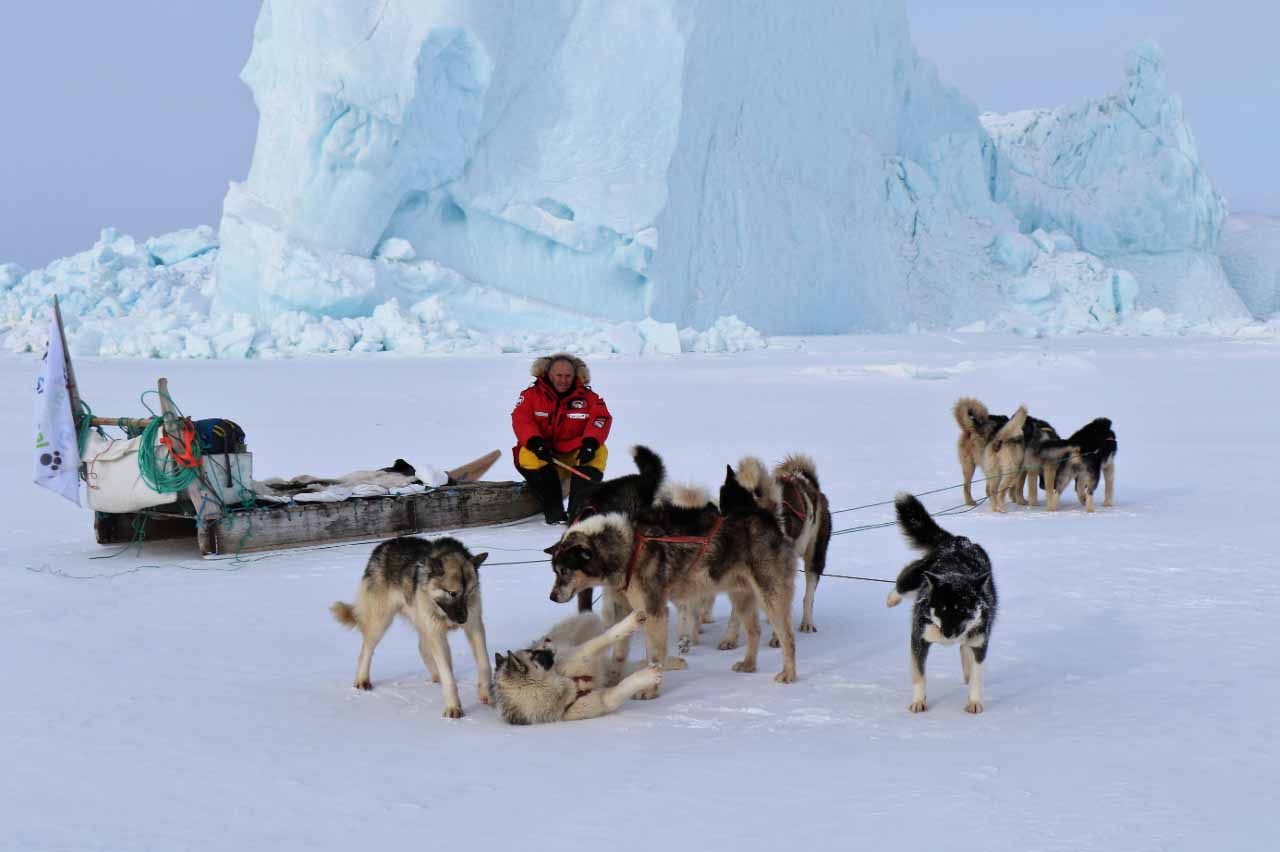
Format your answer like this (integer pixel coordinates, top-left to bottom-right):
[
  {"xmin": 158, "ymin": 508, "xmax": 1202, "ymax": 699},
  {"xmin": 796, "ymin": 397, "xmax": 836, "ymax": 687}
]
[
  {"xmin": 1220, "ymin": 214, "xmax": 1280, "ymax": 319},
  {"xmin": 982, "ymin": 41, "xmax": 1246, "ymax": 323},
  {"xmin": 2, "ymin": 4, "xmax": 1268, "ymax": 357},
  {"xmin": 213, "ymin": 0, "xmax": 1025, "ymax": 335}
]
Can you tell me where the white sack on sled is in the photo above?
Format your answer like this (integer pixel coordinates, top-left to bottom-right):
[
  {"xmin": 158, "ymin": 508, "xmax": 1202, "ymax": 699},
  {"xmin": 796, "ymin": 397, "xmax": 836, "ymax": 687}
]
[{"xmin": 82, "ymin": 431, "xmax": 178, "ymax": 513}]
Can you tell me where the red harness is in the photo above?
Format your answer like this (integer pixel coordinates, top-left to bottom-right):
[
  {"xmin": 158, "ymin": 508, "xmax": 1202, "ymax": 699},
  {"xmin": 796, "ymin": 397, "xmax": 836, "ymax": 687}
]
[
  {"xmin": 777, "ymin": 475, "xmax": 808, "ymax": 522},
  {"xmin": 622, "ymin": 516, "xmax": 724, "ymax": 592}
]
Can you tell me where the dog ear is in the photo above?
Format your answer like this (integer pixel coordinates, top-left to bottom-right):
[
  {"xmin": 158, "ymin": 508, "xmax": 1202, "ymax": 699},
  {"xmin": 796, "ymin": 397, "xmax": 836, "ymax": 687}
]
[
  {"xmin": 426, "ymin": 557, "xmax": 445, "ymax": 578},
  {"xmin": 724, "ymin": 464, "xmax": 737, "ymax": 483},
  {"xmin": 543, "ymin": 542, "xmax": 561, "ymax": 556},
  {"xmin": 494, "ymin": 652, "xmax": 506, "ymax": 670},
  {"xmin": 531, "ymin": 648, "xmax": 555, "ymax": 671},
  {"xmin": 921, "ymin": 571, "xmax": 940, "ymax": 592},
  {"xmin": 471, "ymin": 552, "xmax": 488, "ymax": 569},
  {"xmin": 978, "ymin": 571, "xmax": 994, "ymax": 595},
  {"xmin": 574, "ymin": 545, "xmax": 593, "ymax": 563},
  {"xmin": 507, "ymin": 652, "xmax": 527, "ymax": 674}
]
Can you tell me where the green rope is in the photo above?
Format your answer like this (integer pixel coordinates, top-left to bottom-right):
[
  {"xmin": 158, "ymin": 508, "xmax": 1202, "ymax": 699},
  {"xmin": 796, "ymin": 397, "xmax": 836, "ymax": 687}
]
[
  {"xmin": 137, "ymin": 416, "xmax": 201, "ymax": 494},
  {"xmin": 76, "ymin": 399, "xmax": 97, "ymax": 456}
]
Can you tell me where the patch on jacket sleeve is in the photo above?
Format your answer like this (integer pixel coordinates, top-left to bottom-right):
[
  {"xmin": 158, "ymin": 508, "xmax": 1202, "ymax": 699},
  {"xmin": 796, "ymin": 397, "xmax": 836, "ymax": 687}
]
[
  {"xmin": 534, "ymin": 410, "xmax": 550, "ymax": 418},
  {"xmin": 570, "ymin": 399, "xmax": 586, "ymax": 409},
  {"xmin": 566, "ymin": 412, "xmax": 588, "ymax": 420},
  {"xmin": 593, "ymin": 418, "xmax": 606, "ymax": 428}
]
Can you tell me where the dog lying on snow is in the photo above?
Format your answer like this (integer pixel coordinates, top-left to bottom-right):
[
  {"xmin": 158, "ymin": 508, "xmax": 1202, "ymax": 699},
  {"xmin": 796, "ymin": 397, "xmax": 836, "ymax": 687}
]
[
  {"xmin": 546, "ymin": 465, "xmax": 798, "ymax": 698},
  {"xmin": 331, "ymin": 536, "xmax": 491, "ymax": 718},
  {"xmin": 493, "ymin": 610, "xmax": 662, "ymax": 724},
  {"xmin": 886, "ymin": 494, "xmax": 997, "ymax": 714}
]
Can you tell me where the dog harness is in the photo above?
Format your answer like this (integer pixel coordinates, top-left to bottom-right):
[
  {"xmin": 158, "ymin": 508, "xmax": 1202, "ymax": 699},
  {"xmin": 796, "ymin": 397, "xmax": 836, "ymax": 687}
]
[
  {"xmin": 776, "ymin": 475, "xmax": 809, "ymax": 522},
  {"xmin": 621, "ymin": 516, "xmax": 725, "ymax": 592}
]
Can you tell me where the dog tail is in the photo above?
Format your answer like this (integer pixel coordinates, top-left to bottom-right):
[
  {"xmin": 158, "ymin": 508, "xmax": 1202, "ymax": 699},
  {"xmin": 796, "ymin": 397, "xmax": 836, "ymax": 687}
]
[
  {"xmin": 895, "ymin": 493, "xmax": 952, "ymax": 551},
  {"xmin": 733, "ymin": 456, "xmax": 781, "ymax": 514},
  {"xmin": 953, "ymin": 397, "xmax": 991, "ymax": 435},
  {"xmin": 330, "ymin": 601, "xmax": 359, "ymax": 629},
  {"xmin": 995, "ymin": 405, "xmax": 1027, "ymax": 442},
  {"xmin": 775, "ymin": 453, "xmax": 820, "ymax": 490},
  {"xmin": 631, "ymin": 445, "xmax": 666, "ymax": 502},
  {"xmin": 1038, "ymin": 438, "xmax": 1076, "ymax": 463},
  {"xmin": 663, "ymin": 482, "xmax": 712, "ymax": 509}
]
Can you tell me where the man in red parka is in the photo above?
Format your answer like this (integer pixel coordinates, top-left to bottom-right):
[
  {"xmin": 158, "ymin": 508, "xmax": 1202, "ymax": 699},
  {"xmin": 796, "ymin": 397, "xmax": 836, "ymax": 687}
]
[{"xmin": 512, "ymin": 352, "xmax": 612, "ymax": 524}]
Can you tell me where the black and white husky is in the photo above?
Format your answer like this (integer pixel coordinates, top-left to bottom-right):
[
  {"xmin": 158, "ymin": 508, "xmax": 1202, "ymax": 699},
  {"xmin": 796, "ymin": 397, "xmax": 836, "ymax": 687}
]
[
  {"xmin": 886, "ymin": 495, "xmax": 997, "ymax": 714},
  {"xmin": 1041, "ymin": 418, "xmax": 1118, "ymax": 512}
]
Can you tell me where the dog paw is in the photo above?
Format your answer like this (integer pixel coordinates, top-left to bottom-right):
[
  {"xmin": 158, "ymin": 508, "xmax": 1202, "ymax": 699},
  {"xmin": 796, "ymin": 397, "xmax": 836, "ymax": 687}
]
[
  {"xmin": 634, "ymin": 610, "xmax": 648, "ymax": 625},
  {"xmin": 633, "ymin": 685, "xmax": 661, "ymax": 700},
  {"xmin": 731, "ymin": 660, "xmax": 757, "ymax": 674},
  {"xmin": 908, "ymin": 700, "xmax": 927, "ymax": 713},
  {"xmin": 442, "ymin": 705, "xmax": 465, "ymax": 719},
  {"xmin": 886, "ymin": 590, "xmax": 902, "ymax": 608},
  {"xmin": 965, "ymin": 701, "xmax": 984, "ymax": 714},
  {"xmin": 663, "ymin": 656, "xmax": 688, "ymax": 671},
  {"xmin": 641, "ymin": 664, "xmax": 665, "ymax": 689},
  {"xmin": 1104, "ymin": 499, "xmax": 1113, "ymax": 508},
  {"xmin": 700, "ymin": 613, "xmax": 716, "ymax": 625},
  {"xmin": 430, "ymin": 674, "xmax": 441, "ymax": 683},
  {"xmin": 798, "ymin": 620, "xmax": 817, "ymax": 633},
  {"xmin": 478, "ymin": 689, "xmax": 493, "ymax": 706},
  {"xmin": 717, "ymin": 639, "xmax": 739, "ymax": 651},
  {"xmin": 774, "ymin": 669, "xmax": 797, "ymax": 684},
  {"xmin": 355, "ymin": 679, "xmax": 372, "ymax": 691},
  {"xmin": 676, "ymin": 637, "xmax": 692, "ymax": 655},
  {"xmin": 964, "ymin": 497, "xmax": 977, "ymax": 507}
]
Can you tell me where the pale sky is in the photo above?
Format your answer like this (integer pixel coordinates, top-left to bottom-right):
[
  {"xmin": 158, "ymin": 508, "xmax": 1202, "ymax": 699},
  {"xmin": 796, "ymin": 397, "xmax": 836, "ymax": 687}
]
[{"xmin": 1, "ymin": 1, "xmax": 1274, "ymax": 270}]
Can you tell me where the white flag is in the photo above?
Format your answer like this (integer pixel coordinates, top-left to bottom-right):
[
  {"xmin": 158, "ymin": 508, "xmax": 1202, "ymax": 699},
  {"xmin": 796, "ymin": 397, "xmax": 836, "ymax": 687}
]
[{"xmin": 33, "ymin": 313, "xmax": 82, "ymax": 506}]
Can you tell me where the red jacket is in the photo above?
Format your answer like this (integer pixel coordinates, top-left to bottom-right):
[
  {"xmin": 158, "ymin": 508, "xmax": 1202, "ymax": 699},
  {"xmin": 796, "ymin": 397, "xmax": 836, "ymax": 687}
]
[{"xmin": 512, "ymin": 354, "xmax": 612, "ymax": 456}]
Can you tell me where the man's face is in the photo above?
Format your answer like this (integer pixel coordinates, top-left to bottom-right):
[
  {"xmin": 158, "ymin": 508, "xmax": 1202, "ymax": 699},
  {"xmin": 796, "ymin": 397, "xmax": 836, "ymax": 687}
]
[{"xmin": 548, "ymin": 360, "xmax": 575, "ymax": 394}]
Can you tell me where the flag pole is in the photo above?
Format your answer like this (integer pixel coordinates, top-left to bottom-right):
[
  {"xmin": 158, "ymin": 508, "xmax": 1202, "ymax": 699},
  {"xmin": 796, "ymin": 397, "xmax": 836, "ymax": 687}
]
[
  {"xmin": 52, "ymin": 296, "xmax": 85, "ymax": 477},
  {"xmin": 52, "ymin": 296, "xmax": 82, "ymax": 426}
]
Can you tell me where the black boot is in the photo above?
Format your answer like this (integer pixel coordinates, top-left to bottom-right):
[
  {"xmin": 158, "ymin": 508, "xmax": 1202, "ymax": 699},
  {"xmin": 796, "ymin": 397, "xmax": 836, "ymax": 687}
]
[
  {"xmin": 520, "ymin": 465, "xmax": 567, "ymax": 524},
  {"xmin": 566, "ymin": 466, "xmax": 604, "ymax": 522}
]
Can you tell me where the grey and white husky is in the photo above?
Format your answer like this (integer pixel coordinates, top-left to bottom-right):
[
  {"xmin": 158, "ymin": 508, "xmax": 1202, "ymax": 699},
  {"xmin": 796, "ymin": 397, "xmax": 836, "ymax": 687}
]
[
  {"xmin": 886, "ymin": 494, "xmax": 997, "ymax": 714},
  {"xmin": 331, "ymin": 536, "xmax": 491, "ymax": 718},
  {"xmin": 493, "ymin": 610, "xmax": 663, "ymax": 724}
]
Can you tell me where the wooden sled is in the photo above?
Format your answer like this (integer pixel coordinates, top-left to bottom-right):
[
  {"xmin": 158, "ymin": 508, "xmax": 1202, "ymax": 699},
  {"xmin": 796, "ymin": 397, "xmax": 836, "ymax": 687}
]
[
  {"xmin": 87, "ymin": 379, "xmax": 537, "ymax": 556},
  {"xmin": 40, "ymin": 296, "xmax": 538, "ymax": 558}
]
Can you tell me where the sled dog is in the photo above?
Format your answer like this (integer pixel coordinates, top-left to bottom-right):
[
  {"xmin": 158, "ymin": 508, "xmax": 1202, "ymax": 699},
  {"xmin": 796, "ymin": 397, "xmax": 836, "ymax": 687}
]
[
  {"xmin": 886, "ymin": 494, "xmax": 997, "ymax": 714},
  {"xmin": 1040, "ymin": 418, "xmax": 1117, "ymax": 512},
  {"xmin": 980, "ymin": 405, "xmax": 1031, "ymax": 512},
  {"xmin": 1010, "ymin": 414, "xmax": 1062, "ymax": 507},
  {"xmin": 712, "ymin": 454, "xmax": 833, "ymax": 648},
  {"xmin": 546, "ymin": 466, "xmax": 798, "ymax": 697},
  {"xmin": 954, "ymin": 398, "xmax": 1012, "ymax": 507},
  {"xmin": 493, "ymin": 610, "xmax": 662, "ymax": 724},
  {"xmin": 567, "ymin": 445, "xmax": 667, "ymax": 612},
  {"xmin": 331, "ymin": 536, "xmax": 490, "ymax": 718}
]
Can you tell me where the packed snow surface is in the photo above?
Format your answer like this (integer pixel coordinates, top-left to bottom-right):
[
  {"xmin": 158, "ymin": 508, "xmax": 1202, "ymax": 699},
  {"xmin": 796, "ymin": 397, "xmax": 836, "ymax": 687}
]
[{"xmin": 3, "ymin": 335, "xmax": 1277, "ymax": 850}]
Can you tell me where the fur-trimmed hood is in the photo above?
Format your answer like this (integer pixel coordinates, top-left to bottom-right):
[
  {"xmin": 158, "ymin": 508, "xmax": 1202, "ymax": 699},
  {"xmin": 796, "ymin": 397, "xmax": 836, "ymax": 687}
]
[{"xmin": 530, "ymin": 353, "xmax": 590, "ymax": 385}]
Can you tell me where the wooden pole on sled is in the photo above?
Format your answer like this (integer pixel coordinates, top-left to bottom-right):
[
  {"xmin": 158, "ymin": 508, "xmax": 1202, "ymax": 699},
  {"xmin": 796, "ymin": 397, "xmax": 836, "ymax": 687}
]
[{"xmin": 157, "ymin": 377, "xmax": 220, "ymax": 554}]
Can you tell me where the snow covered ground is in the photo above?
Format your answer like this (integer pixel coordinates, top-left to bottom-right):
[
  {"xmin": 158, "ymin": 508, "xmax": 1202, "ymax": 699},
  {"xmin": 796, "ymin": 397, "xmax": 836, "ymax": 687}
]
[{"xmin": 3, "ymin": 335, "xmax": 1277, "ymax": 851}]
